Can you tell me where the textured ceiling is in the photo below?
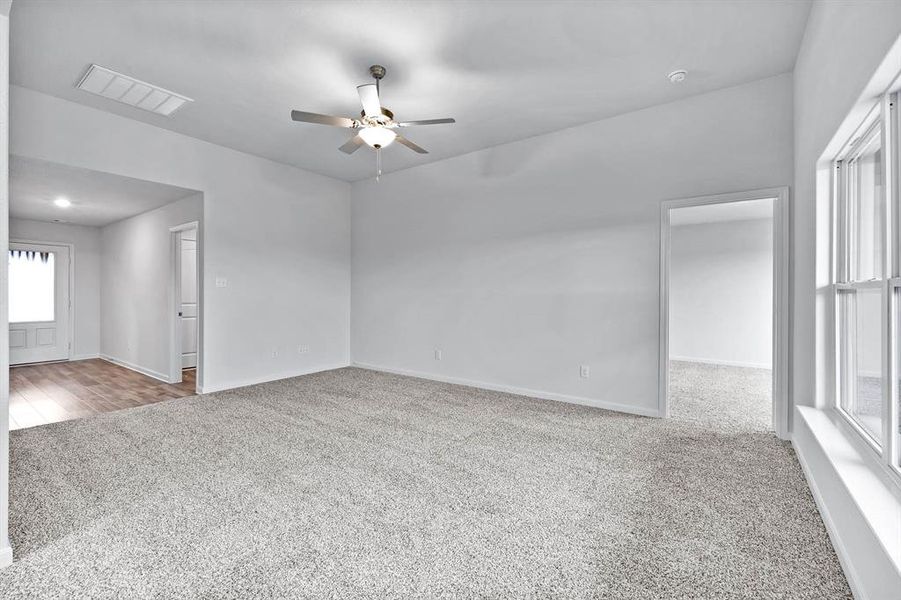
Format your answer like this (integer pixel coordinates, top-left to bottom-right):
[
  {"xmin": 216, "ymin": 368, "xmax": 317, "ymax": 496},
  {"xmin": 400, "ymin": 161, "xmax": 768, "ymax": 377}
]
[{"xmin": 10, "ymin": 0, "xmax": 811, "ymax": 182}]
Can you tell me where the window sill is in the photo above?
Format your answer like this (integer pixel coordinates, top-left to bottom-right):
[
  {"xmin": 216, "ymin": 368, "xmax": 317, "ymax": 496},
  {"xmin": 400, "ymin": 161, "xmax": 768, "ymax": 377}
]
[{"xmin": 793, "ymin": 406, "xmax": 901, "ymax": 599}]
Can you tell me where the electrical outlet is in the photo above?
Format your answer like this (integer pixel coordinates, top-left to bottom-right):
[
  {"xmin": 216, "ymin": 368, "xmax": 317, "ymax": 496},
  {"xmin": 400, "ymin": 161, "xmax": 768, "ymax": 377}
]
[
  {"xmin": 580, "ymin": 365, "xmax": 590, "ymax": 379},
  {"xmin": 271, "ymin": 349, "xmax": 279, "ymax": 359},
  {"xmin": 434, "ymin": 349, "xmax": 442, "ymax": 361},
  {"xmin": 298, "ymin": 345, "xmax": 310, "ymax": 354},
  {"xmin": 215, "ymin": 276, "xmax": 228, "ymax": 288}
]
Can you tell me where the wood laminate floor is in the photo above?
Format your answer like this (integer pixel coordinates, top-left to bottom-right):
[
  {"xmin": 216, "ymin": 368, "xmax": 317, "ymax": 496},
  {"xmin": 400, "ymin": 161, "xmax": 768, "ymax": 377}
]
[{"xmin": 8, "ymin": 359, "xmax": 196, "ymax": 431}]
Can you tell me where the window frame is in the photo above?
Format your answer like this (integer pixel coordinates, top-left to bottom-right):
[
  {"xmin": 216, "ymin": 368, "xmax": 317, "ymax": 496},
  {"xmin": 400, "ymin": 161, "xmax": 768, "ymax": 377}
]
[{"xmin": 832, "ymin": 92, "xmax": 900, "ymax": 478}]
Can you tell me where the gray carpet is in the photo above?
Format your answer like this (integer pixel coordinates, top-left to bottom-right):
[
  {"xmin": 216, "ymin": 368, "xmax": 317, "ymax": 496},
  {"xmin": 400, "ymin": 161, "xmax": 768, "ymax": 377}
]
[{"xmin": 0, "ymin": 362, "xmax": 850, "ymax": 598}]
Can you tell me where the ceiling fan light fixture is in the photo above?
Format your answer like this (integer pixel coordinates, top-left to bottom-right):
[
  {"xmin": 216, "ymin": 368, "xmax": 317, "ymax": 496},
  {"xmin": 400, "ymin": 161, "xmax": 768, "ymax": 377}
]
[{"xmin": 358, "ymin": 126, "xmax": 396, "ymax": 148}]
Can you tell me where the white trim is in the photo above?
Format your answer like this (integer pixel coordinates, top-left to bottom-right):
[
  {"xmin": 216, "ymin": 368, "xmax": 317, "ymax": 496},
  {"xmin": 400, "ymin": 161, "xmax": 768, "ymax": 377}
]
[
  {"xmin": 353, "ymin": 362, "xmax": 661, "ymax": 418},
  {"xmin": 670, "ymin": 356, "xmax": 772, "ymax": 370},
  {"xmin": 99, "ymin": 354, "xmax": 169, "ymax": 383},
  {"xmin": 199, "ymin": 362, "xmax": 349, "ymax": 394},
  {"xmin": 69, "ymin": 353, "xmax": 100, "ymax": 361},
  {"xmin": 168, "ymin": 221, "xmax": 201, "ymax": 391},
  {"xmin": 793, "ymin": 427, "xmax": 866, "ymax": 600},
  {"xmin": 0, "ymin": 541, "xmax": 10, "ymax": 569},
  {"xmin": 659, "ymin": 186, "xmax": 791, "ymax": 439},
  {"xmin": 793, "ymin": 406, "xmax": 901, "ymax": 600}
]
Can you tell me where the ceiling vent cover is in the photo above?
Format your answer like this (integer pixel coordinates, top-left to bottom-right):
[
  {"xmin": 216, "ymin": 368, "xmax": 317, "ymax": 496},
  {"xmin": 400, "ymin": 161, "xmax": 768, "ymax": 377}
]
[{"xmin": 75, "ymin": 64, "xmax": 193, "ymax": 116}]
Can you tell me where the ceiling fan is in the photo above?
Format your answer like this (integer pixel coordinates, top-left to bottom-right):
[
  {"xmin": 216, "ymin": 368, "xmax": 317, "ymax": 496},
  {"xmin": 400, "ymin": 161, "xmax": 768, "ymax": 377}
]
[{"xmin": 290, "ymin": 65, "xmax": 455, "ymax": 179}]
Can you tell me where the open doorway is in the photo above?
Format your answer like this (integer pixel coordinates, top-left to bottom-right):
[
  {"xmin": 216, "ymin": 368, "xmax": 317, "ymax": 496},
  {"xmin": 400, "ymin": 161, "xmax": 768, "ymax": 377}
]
[
  {"xmin": 169, "ymin": 222, "xmax": 200, "ymax": 388},
  {"xmin": 659, "ymin": 188, "xmax": 790, "ymax": 438},
  {"xmin": 7, "ymin": 155, "xmax": 204, "ymax": 430}
]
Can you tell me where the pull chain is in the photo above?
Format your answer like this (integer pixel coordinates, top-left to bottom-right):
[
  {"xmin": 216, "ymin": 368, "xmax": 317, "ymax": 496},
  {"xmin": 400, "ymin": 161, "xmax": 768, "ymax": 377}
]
[{"xmin": 376, "ymin": 146, "xmax": 382, "ymax": 182}]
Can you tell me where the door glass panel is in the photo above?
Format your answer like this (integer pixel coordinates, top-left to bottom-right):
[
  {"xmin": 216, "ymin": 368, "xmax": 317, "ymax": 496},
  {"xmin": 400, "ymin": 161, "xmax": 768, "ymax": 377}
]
[
  {"xmin": 849, "ymin": 130, "xmax": 884, "ymax": 281},
  {"xmin": 9, "ymin": 250, "xmax": 55, "ymax": 323},
  {"xmin": 838, "ymin": 287, "xmax": 884, "ymax": 444}
]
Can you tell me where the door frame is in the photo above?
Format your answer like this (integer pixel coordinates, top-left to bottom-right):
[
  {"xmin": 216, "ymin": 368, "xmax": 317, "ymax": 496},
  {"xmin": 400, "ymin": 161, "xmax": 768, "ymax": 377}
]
[
  {"xmin": 9, "ymin": 239, "xmax": 74, "ymax": 365},
  {"xmin": 658, "ymin": 186, "xmax": 791, "ymax": 439},
  {"xmin": 167, "ymin": 221, "xmax": 202, "ymax": 392}
]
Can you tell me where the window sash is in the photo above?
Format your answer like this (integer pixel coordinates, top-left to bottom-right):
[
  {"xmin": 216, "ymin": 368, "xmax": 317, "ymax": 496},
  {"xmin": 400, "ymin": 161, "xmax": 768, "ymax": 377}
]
[{"xmin": 832, "ymin": 93, "xmax": 900, "ymax": 479}]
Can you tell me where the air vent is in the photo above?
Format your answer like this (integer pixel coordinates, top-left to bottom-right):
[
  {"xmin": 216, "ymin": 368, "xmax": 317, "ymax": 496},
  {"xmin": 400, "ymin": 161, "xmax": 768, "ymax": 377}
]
[{"xmin": 75, "ymin": 64, "xmax": 193, "ymax": 116}]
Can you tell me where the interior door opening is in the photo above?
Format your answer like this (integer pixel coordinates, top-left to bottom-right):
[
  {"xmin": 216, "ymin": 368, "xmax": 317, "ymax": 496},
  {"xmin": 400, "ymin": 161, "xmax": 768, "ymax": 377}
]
[
  {"xmin": 659, "ymin": 188, "xmax": 790, "ymax": 438},
  {"xmin": 170, "ymin": 222, "xmax": 200, "ymax": 392}
]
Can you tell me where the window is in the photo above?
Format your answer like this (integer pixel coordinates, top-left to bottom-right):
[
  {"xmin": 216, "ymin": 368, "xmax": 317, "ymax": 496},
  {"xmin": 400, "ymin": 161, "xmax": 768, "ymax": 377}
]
[
  {"xmin": 834, "ymin": 97, "xmax": 896, "ymax": 461},
  {"xmin": 8, "ymin": 250, "xmax": 56, "ymax": 323}
]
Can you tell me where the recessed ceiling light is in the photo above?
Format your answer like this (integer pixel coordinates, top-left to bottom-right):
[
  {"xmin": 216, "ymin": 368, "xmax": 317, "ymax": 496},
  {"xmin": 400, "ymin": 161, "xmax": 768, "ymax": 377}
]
[
  {"xmin": 75, "ymin": 64, "xmax": 193, "ymax": 116},
  {"xmin": 54, "ymin": 197, "xmax": 71, "ymax": 208},
  {"xmin": 668, "ymin": 70, "xmax": 688, "ymax": 84}
]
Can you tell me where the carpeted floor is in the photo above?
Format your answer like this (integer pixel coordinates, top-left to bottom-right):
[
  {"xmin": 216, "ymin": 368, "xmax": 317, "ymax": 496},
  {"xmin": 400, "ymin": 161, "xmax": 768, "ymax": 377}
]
[{"xmin": 0, "ymin": 362, "xmax": 850, "ymax": 598}]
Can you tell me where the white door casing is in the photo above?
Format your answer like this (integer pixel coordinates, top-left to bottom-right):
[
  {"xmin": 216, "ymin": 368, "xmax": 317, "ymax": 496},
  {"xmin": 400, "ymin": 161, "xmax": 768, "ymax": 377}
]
[{"xmin": 9, "ymin": 242, "xmax": 71, "ymax": 365}]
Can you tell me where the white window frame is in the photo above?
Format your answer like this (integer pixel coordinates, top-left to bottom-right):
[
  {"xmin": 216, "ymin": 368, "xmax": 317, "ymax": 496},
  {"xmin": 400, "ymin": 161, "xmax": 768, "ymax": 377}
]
[{"xmin": 832, "ymin": 90, "xmax": 900, "ymax": 479}]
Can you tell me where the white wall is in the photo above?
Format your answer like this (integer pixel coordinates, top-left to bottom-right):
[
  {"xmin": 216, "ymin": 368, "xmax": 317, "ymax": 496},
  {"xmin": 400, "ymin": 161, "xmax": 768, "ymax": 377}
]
[
  {"xmin": 351, "ymin": 74, "xmax": 793, "ymax": 416},
  {"xmin": 794, "ymin": 1, "xmax": 901, "ymax": 411},
  {"xmin": 669, "ymin": 217, "xmax": 773, "ymax": 369},
  {"xmin": 100, "ymin": 194, "xmax": 201, "ymax": 380},
  {"xmin": 792, "ymin": 4, "xmax": 901, "ymax": 599},
  {"xmin": 9, "ymin": 218, "xmax": 101, "ymax": 359},
  {"xmin": 10, "ymin": 85, "xmax": 352, "ymax": 393}
]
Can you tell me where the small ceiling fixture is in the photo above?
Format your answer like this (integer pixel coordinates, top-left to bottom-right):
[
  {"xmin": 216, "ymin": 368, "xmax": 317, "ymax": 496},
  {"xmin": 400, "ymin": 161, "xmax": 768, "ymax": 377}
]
[
  {"xmin": 289, "ymin": 65, "xmax": 456, "ymax": 181},
  {"xmin": 76, "ymin": 64, "xmax": 193, "ymax": 116},
  {"xmin": 668, "ymin": 70, "xmax": 688, "ymax": 84},
  {"xmin": 53, "ymin": 197, "xmax": 71, "ymax": 208}
]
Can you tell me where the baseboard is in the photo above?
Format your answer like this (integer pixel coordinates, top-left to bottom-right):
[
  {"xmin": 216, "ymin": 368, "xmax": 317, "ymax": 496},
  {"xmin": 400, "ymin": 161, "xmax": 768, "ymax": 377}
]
[
  {"xmin": 0, "ymin": 540, "xmax": 12, "ymax": 569},
  {"xmin": 670, "ymin": 356, "xmax": 772, "ymax": 370},
  {"xmin": 70, "ymin": 353, "xmax": 100, "ymax": 362},
  {"xmin": 199, "ymin": 362, "xmax": 350, "ymax": 394},
  {"xmin": 352, "ymin": 362, "xmax": 660, "ymax": 418},
  {"xmin": 793, "ymin": 432, "xmax": 865, "ymax": 600},
  {"xmin": 99, "ymin": 354, "xmax": 169, "ymax": 383},
  {"xmin": 793, "ymin": 407, "xmax": 901, "ymax": 600}
]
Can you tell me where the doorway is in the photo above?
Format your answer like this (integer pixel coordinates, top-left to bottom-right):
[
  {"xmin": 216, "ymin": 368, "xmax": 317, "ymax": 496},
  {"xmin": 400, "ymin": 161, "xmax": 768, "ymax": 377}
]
[
  {"xmin": 169, "ymin": 221, "xmax": 201, "ymax": 391},
  {"xmin": 659, "ymin": 187, "xmax": 790, "ymax": 438},
  {"xmin": 8, "ymin": 241, "xmax": 71, "ymax": 365}
]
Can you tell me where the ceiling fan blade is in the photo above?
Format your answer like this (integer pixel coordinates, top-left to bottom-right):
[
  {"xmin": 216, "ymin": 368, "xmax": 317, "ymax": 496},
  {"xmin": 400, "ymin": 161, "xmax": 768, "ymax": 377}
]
[
  {"xmin": 291, "ymin": 110, "xmax": 355, "ymax": 128},
  {"xmin": 357, "ymin": 84, "xmax": 381, "ymax": 118},
  {"xmin": 395, "ymin": 135, "xmax": 428, "ymax": 154},
  {"xmin": 339, "ymin": 135, "xmax": 365, "ymax": 154},
  {"xmin": 395, "ymin": 118, "xmax": 456, "ymax": 127}
]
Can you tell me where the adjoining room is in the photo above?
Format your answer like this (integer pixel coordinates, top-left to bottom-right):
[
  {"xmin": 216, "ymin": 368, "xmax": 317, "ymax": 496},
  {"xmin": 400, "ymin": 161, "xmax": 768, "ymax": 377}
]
[
  {"xmin": 8, "ymin": 156, "xmax": 203, "ymax": 429},
  {"xmin": 664, "ymin": 195, "xmax": 779, "ymax": 432},
  {"xmin": 0, "ymin": 1, "xmax": 899, "ymax": 598}
]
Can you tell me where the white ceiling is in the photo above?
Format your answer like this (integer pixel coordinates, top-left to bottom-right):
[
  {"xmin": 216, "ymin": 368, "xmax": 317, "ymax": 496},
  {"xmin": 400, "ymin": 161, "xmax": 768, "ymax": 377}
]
[
  {"xmin": 10, "ymin": 155, "xmax": 198, "ymax": 227},
  {"xmin": 670, "ymin": 198, "xmax": 774, "ymax": 226},
  {"xmin": 10, "ymin": 0, "xmax": 811, "ymax": 182}
]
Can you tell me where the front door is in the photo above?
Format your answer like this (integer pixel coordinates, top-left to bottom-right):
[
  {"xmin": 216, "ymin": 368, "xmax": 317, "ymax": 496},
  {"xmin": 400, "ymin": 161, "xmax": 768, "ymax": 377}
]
[{"xmin": 9, "ymin": 242, "xmax": 71, "ymax": 365}]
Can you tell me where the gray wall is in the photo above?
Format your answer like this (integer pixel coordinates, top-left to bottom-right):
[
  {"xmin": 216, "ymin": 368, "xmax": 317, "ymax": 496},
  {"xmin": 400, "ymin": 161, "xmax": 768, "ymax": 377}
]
[
  {"xmin": 670, "ymin": 218, "xmax": 773, "ymax": 369},
  {"xmin": 11, "ymin": 85, "xmax": 352, "ymax": 393},
  {"xmin": 100, "ymin": 194, "xmax": 202, "ymax": 379},
  {"xmin": 351, "ymin": 74, "xmax": 793, "ymax": 416}
]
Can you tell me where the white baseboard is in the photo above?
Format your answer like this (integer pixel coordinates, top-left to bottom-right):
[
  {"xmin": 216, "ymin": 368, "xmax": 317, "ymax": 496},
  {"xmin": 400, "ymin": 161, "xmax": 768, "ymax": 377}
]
[
  {"xmin": 670, "ymin": 356, "xmax": 772, "ymax": 370},
  {"xmin": 793, "ymin": 406, "xmax": 901, "ymax": 600},
  {"xmin": 70, "ymin": 353, "xmax": 100, "ymax": 362},
  {"xmin": 351, "ymin": 362, "xmax": 661, "ymax": 418},
  {"xmin": 0, "ymin": 540, "xmax": 12, "ymax": 569},
  {"xmin": 793, "ymin": 431, "xmax": 864, "ymax": 599},
  {"xmin": 199, "ymin": 362, "xmax": 350, "ymax": 394},
  {"xmin": 99, "ymin": 354, "xmax": 170, "ymax": 383}
]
